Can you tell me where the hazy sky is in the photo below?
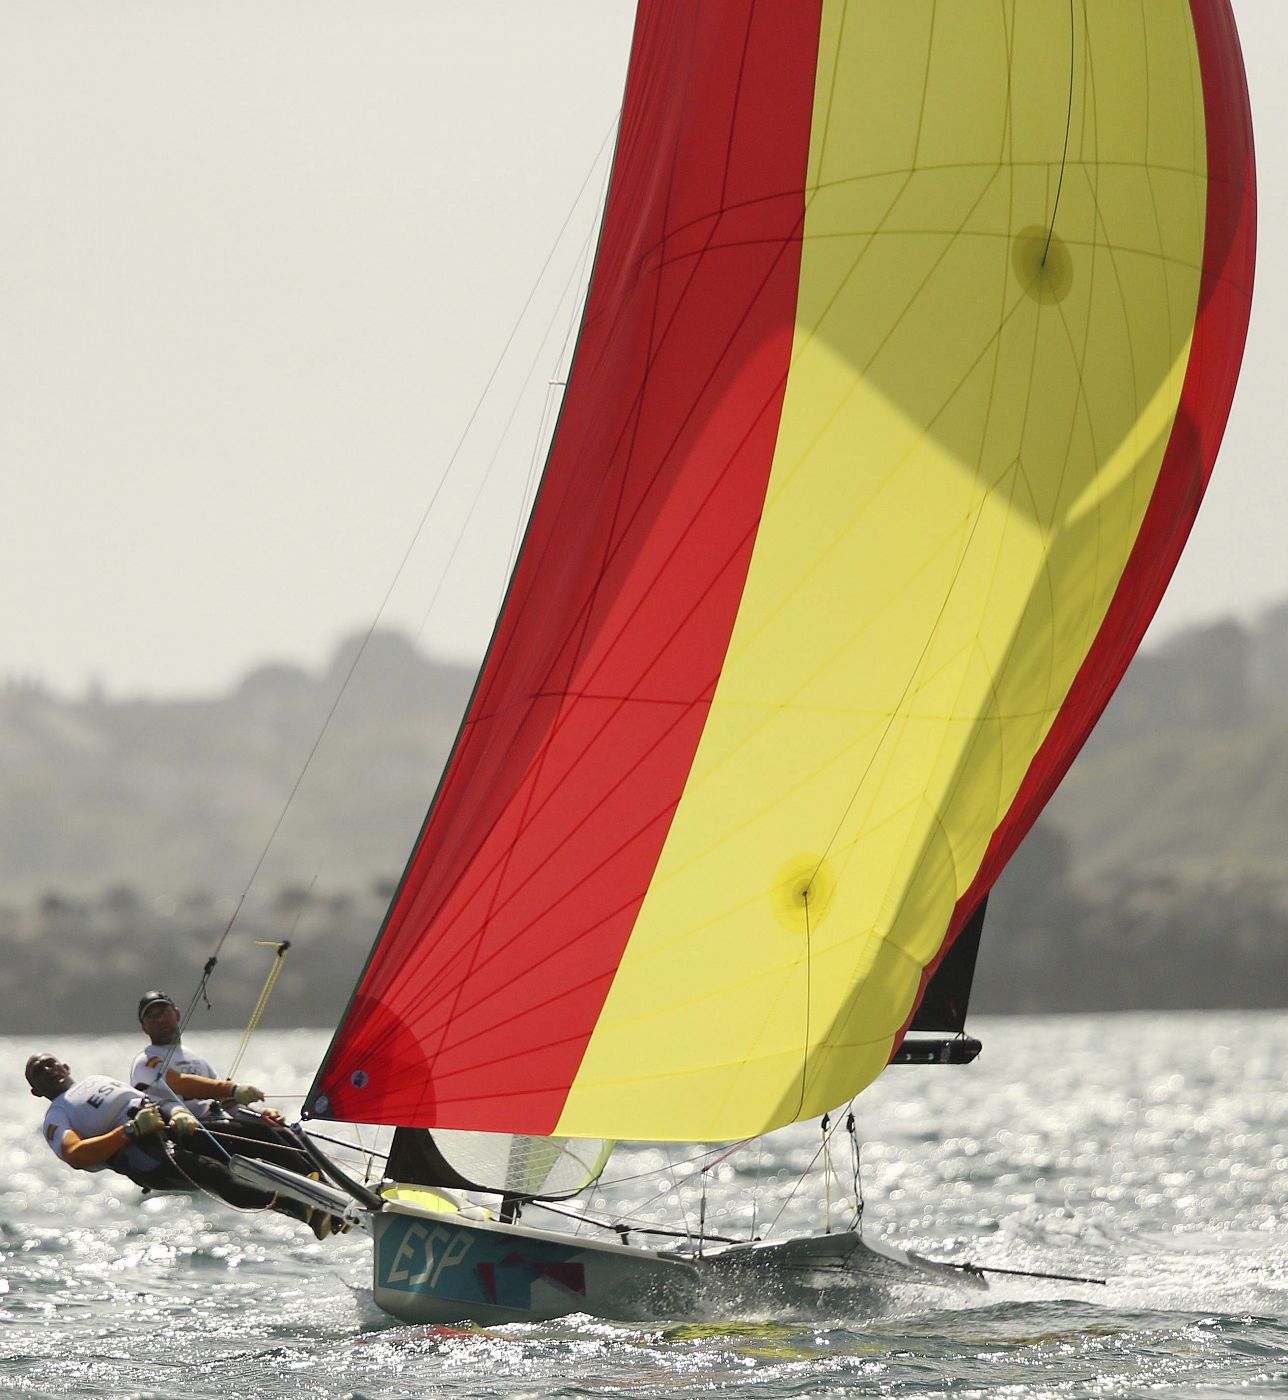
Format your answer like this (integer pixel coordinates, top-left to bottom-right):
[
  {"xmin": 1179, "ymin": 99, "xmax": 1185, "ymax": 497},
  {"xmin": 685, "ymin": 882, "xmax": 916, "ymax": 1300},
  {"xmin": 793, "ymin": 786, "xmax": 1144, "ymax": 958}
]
[{"xmin": 3, "ymin": 2, "xmax": 1284, "ymax": 699}]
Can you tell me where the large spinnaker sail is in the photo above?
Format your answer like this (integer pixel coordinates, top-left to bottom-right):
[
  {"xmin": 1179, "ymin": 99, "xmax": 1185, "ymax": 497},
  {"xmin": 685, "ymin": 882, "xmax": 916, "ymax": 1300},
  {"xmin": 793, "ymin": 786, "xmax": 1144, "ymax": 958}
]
[{"xmin": 306, "ymin": 1, "xmax": 1255, "ymax": 1142}]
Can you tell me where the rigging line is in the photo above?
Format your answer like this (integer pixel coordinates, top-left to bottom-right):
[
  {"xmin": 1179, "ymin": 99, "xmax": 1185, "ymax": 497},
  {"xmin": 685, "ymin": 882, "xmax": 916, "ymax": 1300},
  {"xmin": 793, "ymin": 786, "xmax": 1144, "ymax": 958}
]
[
  {"xmin": 157, "ymin": 1140, "xmax": 278, "ymax": 1217},
  {"xmin": 202, "ymin": 1127, "xmax": 308, "ymax": 1158},
  {"xmin": 539, "ymin": 1154, "xmax": 743, "ymax": 1242},
  {"xmin": 663, "ymin": 1145, "xmax": 697, "ymax": 1247},
  {"xmin": 226, "ymin": 938, "xmax": 293, "ymax": 1081},
  {"xmin": 750, "ymin": 1137, "xmax": 763, "ymax": 1242},
  {"xmin": 701, "ymin": 1137, "xmax": 753, "ymax": 1174},
  {"xmin": 847, "ymin": 1108, "xmax": 864, "ymax": 1232},
  {"xmin": 822, "ymin": 1113, "xmax": 832, "ymax": 1234},
  {"xmin": 503, "ymin": 149, "xmax": 615, "ymax": 580},
  {"xmin": 415, "ymin": 153, "xmax": 612, "ymax": 651},
  {"xmin": 422, "ymin": 112, "xmax": 616, "ymax": 649},
  {"xmin": 530, "ymin": 1196, "xmax": 744, "ymax": 1246},
  {"xmin": 347, "ymin": 1123, "xmax": 383, "ymax": 1186},
  {"xmin": 762, "ymin": 1130, "xmax": 832, "ymax": 1241},
  {"xmin": 554, "ymin": 140, "xmax": 615, "ymax": 375},
  {"xmin": 298, "ymin": 1127, "xmax": 388, "ymax": 1162},
  {"xmin": 1043, "ymin": 0, "xmax": 1077, "ymax": 264},
  {"xmin": 597, "ymin": 1140, "xmax": 739, "ymax": 1190},
  {"xmin": 191, "ymin": 118, "xmax": 622, "ymax": 985},
  {"xmin": 790, "ymin": 886, "xmax": 814, "ymax": 1124},
  {"xmin": 539, "ymin": 1141, "xmax": 754, "ymax": 1246},
  {"xmin": 209, "ymin": 884, "xmax": 311, "ymax": 1082},
  {"xmin": 517, "ymin": 1156, "xmax": 718, "ymax": 1249},
  {"xmin": 508, "ymin": 380, "xmax": 564, "ymax": 572},
  {"xmin": 592, "ymin": 1146, "xmax": 735, "ymax": 1230}
]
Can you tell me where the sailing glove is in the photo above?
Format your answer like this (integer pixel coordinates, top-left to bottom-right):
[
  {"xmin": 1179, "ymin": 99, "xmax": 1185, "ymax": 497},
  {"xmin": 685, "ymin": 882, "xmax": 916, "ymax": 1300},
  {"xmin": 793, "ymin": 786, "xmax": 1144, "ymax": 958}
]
[
  {"xmin": 169, "ymin": 1107, "xmax": 200, "ymax": 1137},
  {"xmin": 231, "ymin": 1083, "xmax": 264, "ymax": 1106},
  {"xmin": 132, "ymin": 1104, "xmax": 166, "ymax": 1137}
]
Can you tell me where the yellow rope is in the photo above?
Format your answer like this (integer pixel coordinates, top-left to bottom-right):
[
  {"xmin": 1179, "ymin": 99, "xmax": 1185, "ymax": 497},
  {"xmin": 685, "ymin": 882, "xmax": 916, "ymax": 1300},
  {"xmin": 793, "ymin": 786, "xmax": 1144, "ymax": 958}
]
[{"xmin": 227, "ymin": 941, "xmax": 290, "ymax": 1080}]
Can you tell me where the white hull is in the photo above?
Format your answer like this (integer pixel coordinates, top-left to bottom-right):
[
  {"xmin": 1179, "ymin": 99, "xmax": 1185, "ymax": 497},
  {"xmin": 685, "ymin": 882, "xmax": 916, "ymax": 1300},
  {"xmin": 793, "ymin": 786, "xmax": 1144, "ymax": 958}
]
[
  {"xmin": 372, "ymin": 1199, "xmax": 698, "ymax": 1325},
  {"xmin": 371, "ymin": 1200, "xmax": 983, "ymax": 1326},
  {"xmin": 232, "ymin": 1152, "xmax": 984, "ymax": 1324}
]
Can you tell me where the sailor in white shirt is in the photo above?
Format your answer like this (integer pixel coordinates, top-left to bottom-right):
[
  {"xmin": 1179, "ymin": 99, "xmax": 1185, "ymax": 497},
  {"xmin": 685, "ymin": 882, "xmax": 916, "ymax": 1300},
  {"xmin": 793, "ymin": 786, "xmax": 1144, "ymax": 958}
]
[
  {"xmin": 34, "ymin": 1059, "xmax": 180, "ymax": 1176},
  {"xmin": 130, "ymin": 992, "xmax": 340, "ymax": 1225},
  {"xmin": 25, "ymin": 1051, "xmax": 339, "ymax": 1237},
  {"xmin": 133, "ymin": 991, "xmax": 267, "ymax": 1121}
]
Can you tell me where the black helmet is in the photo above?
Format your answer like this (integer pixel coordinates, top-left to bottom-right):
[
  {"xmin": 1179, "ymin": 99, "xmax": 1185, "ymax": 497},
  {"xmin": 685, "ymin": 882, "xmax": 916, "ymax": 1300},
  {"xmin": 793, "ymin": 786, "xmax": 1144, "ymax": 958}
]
[{"xmin": 137, "ymin": 990, "xmax": 177, "ymax": 1019}]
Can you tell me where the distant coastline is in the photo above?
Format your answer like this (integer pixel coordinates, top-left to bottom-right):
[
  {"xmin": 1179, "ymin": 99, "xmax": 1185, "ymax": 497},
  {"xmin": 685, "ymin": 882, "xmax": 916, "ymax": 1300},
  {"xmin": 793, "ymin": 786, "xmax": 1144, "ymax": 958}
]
[{"xmin": 4, "ymin": 614, "xmax": 1286, "ymax": 1032}]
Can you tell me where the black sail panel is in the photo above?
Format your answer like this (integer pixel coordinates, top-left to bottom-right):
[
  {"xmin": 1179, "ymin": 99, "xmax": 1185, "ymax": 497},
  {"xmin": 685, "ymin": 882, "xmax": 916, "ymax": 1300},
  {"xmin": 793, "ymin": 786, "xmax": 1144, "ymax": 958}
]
[{"xmin": 911, "ymin": 896, "xmax": 987, "ymax": 1034}]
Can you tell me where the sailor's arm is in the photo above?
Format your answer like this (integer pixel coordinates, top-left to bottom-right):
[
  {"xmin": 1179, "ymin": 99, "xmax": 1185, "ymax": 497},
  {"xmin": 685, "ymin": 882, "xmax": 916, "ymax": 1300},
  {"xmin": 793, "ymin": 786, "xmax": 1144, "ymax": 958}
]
[
  {"xmin": 58, "ymin": 1105, "xmax": 165, "ymax": 1169},
  {"xmin": 59, "ymin": 1124, "xmax": 134, "ymax": 1169},
  {"xmin": 164, "ymin": 1070, "xmax": 264, "ymax": 1105}
]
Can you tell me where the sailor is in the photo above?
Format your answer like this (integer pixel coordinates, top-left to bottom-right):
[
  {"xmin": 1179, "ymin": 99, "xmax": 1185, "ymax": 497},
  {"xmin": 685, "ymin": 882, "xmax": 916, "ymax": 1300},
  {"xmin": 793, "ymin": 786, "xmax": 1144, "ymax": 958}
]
[
  {"xmin": 23, "ymin": 1052, "xmax": 340, "ymax": 1237},
  {"xmin": 131, "ymin": 991, "xmax": 314, "ymax": 1183},
  {"xmin": 133, "ymin": 990, "xmax": 272, "ymax": 1119}
]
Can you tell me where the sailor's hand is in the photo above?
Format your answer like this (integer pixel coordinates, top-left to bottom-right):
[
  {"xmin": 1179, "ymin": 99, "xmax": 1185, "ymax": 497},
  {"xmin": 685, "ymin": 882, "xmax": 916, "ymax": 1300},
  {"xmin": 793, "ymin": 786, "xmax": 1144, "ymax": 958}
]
[
  {"xmin": 259, "ymin": 1108, "xmax": 286, "ymax": 1126},
  {"xmin": 231, "ymin": 1083, "xmax": 265, "ymax": 1106},
  {"xmin": 169, "ymin": 1107, "xmax": 200, "ymax": 1137},
  {"xmin": 133, "ymin": 1104, "xmax": 166, "ymax": 1137}
]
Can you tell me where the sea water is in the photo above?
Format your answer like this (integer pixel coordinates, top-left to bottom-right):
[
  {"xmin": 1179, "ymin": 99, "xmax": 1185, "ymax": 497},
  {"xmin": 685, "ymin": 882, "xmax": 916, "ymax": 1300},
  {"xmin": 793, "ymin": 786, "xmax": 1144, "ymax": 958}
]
[{"xmin": 1, "ymin": 1012, "xmax": 1284, "ymax": 1398}]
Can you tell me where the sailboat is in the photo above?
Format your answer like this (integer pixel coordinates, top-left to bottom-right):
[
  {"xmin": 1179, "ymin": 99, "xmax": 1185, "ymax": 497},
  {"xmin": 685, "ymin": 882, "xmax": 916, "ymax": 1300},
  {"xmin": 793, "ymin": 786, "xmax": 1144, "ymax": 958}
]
[{"xmin": 232, "ymin": 0, "xmax": 1256, "ymax": 1325}]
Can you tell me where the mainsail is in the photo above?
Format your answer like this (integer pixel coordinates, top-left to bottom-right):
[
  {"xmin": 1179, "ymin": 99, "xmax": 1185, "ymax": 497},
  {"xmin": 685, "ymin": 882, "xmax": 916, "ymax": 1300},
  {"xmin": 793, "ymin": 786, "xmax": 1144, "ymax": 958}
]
[
  {"xmin": 385, "ymin": 1127, "xmax": 612, "ymax": 1201},
  {"xmin": 306, "ymin": 1, "xmax": 1255, "ymax": 1143}
]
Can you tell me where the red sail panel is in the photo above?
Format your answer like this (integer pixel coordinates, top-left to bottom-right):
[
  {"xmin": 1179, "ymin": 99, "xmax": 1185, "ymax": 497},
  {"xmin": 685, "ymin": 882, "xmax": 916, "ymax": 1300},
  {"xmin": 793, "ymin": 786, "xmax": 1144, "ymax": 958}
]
[
  {"xmin": 901, "ymin": 0, "xmax": 1257, "ymax": 1040},
  {"xmin": 312, "ymin": 0, "xmax": 824, "ymax": 1129}
]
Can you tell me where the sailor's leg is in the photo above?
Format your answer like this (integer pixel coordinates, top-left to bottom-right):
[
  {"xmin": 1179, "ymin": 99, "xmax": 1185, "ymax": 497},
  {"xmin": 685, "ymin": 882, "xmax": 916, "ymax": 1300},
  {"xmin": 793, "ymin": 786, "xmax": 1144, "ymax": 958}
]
[
  {"xmin": 201, "ymin": 1106, "xmax": 313, "ymax": 1174},
  {"xmin": 167, "ymin": 1142, "xmax": 312, "ymax": 1221},
  {"xmin": 107, "ymin": 1137, "xmax": 191, "ymax": 1191},
  {"xmin": 100, "ymin": 1107, "xmax": 190, "ymax": 1190},
  {"xmin": 169, "ymin": 1143, "xmax": 276, "ymax": 1208}
]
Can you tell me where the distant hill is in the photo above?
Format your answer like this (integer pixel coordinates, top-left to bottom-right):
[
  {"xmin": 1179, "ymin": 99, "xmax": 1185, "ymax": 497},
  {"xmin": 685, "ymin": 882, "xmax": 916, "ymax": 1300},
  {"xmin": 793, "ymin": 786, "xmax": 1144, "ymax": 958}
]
[
  {"xmin": 975, "ymin": 608, "xmax": 1288, "ymax": 1012},
  {"xmin": 1, "ymin": 613, "xmax": 1285, "ymax": 1032},
  {"xmin": 0, "ymin": 630, "xmax": 474, "ymax": 906},
  {"xmin": 1045, "ymin": 608, "xmax": 1288, "ymax": 884}
]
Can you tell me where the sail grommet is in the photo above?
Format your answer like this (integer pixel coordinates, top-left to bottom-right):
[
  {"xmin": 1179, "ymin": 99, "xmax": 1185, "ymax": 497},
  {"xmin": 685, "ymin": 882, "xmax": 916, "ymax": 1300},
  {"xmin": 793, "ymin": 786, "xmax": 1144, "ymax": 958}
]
[
  {"xmin": 350, "ymin": 1070, "xmax": 369, "ymax": 1089},
  {"xmin": 1011, "ymin": 225, "xmax": 1073, "ymax": 305},
  {"xmin": 771, "ymin": 855, "xmax": 837, "ymax": 933}
]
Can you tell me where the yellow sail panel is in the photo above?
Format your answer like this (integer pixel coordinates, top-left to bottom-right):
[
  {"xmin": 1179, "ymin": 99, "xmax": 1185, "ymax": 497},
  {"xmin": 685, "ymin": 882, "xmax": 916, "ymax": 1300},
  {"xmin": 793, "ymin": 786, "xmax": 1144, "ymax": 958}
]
[
  {"xmin": 557, "ymin": 2, "xmax": 1212, "ymax": 1140},
  {"xmin": 308, "ymin": 0, "xmax": 1251, "ymax": 1143}
]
